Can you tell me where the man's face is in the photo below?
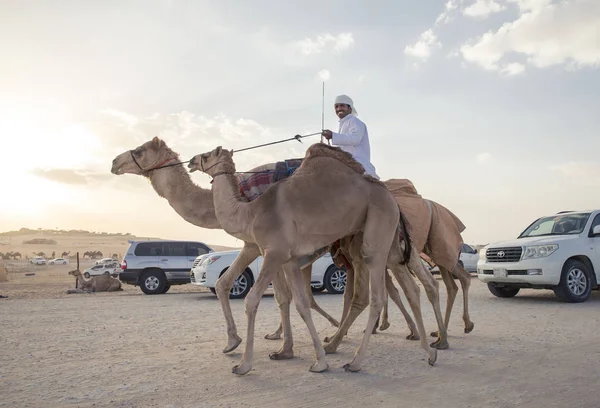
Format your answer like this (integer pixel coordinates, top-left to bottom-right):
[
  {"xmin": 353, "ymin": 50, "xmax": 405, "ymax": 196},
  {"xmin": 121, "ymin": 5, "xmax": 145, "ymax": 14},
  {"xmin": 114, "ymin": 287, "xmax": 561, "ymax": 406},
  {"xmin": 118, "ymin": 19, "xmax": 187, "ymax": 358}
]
[{"xmin": 335, "ymin": 103, "xmax": 351, "ymax": 119}]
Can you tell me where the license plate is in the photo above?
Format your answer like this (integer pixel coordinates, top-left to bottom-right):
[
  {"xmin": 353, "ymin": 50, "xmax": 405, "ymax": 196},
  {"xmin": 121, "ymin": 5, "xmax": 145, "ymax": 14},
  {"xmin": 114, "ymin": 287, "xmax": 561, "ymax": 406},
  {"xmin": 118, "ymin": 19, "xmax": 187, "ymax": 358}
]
[{"xmin": 493, "ymin": 268, "xmax": 508, "ymax": 278}]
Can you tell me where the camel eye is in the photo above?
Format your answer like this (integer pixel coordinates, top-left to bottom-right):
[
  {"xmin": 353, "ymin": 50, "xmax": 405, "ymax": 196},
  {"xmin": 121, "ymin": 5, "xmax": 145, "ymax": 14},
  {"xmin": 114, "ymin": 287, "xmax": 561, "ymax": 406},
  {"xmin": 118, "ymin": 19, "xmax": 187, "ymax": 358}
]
[{"xmin": 133, "ymin": 148, "xmax": 143, "ymax": 157}]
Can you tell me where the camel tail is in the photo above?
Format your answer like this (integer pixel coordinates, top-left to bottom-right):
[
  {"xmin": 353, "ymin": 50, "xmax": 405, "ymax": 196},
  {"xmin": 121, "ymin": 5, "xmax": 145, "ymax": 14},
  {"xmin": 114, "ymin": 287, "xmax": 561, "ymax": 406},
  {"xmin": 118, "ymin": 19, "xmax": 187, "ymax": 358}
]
[{"xmin": 398, "ymin": 208, "xmax": 412, "ymax": 265}]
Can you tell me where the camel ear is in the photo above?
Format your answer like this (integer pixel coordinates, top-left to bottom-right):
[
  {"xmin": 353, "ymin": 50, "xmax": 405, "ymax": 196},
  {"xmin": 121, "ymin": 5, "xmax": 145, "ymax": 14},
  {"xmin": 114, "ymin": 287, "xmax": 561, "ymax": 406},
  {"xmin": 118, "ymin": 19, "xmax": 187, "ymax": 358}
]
[
  {"xmin": 151, "ymin": 136, "xmax": 163, "ymax": 148},
  {"xmin": 215, "ymin": 146, "xmax": 222, "ymax": 156}
]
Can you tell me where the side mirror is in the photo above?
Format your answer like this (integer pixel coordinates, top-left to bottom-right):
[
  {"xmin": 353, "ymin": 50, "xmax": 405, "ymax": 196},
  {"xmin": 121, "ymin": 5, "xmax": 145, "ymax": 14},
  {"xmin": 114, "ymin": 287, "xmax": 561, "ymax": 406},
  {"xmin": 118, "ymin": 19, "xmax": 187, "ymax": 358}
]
[{"xmin": 593, "ymin": 225, "xmax": 600, "ymax": 236}]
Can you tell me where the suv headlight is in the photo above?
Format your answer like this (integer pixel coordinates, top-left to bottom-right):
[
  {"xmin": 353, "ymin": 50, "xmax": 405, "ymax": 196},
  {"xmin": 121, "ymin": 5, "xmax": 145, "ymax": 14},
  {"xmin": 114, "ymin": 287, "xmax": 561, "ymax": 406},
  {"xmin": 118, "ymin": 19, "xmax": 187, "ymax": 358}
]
[
  {"xmin": 522, "ymin": 244, "xmax": 558, "ymax": 260},
  {"xmin": 479, "ymin": 248, "xmax": 487, "ymax": 261},
  {"xmin": 201, "ymin": 255, "xmax": 221, "ymax": 266}
]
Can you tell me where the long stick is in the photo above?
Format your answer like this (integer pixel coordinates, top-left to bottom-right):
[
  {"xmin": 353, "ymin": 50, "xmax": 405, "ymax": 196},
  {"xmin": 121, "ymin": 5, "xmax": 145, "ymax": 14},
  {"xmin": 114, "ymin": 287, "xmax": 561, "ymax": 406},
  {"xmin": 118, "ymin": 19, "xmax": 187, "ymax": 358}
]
[{"xmin": 321, "ymin": 81, "xmax": 325, "ymax": 144}]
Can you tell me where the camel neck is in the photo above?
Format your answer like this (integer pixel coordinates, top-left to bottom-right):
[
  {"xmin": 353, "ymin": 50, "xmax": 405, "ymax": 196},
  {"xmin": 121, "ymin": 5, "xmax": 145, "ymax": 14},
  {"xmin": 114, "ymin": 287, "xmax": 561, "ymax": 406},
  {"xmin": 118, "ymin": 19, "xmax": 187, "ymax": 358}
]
[
  {"xmin": 211, "ymin": 172, "xmax": 253, "ymax": 240},
  {"xmin": 148, "ymin": 165, "xmax": 221, "ymax": 230}
]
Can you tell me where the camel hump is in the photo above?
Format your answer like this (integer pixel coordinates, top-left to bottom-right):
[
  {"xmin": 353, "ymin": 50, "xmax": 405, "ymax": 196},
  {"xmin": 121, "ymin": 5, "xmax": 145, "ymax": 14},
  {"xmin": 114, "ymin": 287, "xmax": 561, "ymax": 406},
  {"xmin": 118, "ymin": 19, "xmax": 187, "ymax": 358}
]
[{"xmin": 304, "ymin": 143, "xmax": 365, "ymax": 175}]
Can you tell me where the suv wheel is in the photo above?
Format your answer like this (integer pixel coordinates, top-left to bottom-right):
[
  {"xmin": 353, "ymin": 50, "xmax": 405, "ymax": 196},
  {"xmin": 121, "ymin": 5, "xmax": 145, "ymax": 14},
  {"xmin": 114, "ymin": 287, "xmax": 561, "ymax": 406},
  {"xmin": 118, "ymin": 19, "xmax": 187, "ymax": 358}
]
[
  {"xmin": 553, "ymin": 259, "xmax": 592, "ymax": 303},
  {"xmin": 324, "ymin": 265, "xmax": 347, "ymax": 294},
  {"xmin": 229, "ymin": 270, "xmax": 252, "ymax": 299},
  {"xmin": 487, "ymin": 283, "xmax": 520, "ymax": 298},
  {"xmin": 140, "ymin": 269, "xmax": 167, "ymax": 295}
]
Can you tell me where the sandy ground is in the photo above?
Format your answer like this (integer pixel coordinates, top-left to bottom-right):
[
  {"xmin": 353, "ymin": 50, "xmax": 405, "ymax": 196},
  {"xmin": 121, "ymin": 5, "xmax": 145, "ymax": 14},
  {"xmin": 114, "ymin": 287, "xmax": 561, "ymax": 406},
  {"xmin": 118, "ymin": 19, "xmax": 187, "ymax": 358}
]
[{"xmin": 2, "ymin": 269, "xmax": 600, "ymax": 408}]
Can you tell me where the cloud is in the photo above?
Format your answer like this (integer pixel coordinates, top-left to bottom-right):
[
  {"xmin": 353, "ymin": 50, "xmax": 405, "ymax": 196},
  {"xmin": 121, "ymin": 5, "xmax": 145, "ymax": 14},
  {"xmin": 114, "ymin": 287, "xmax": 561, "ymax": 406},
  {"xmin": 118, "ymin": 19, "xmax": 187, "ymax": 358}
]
[
  {"xmin": 463, "ymin": 0, "xmax": 506, "ymax": 18},
  {"xmin": 435, "ymin": 0, "xmax": 461, "ymax": 25},
  {"xmin": 460, "ymin": 0, "xmax": 600, "ymax": 73},
  {"xmin": 404, "ymin": 29, "xmax": 442, "ymax": 60},
  {"xmin": 501, "ymin": 62, "xmax": 526, "ymax": 76},
  {"xmin": 295, "ymin": 32, "xmax": 355, "ymax": 55},
  {"xmin": 318, "ymin": 69, "xmax": 330, "ymax": 81},
  {"xmin": 31, "ymin": 168, "xmax": 112, "ymax": 185},
  {"xmin": 476, "ymin": 152, "xmax": 492, "ymax": 164}
]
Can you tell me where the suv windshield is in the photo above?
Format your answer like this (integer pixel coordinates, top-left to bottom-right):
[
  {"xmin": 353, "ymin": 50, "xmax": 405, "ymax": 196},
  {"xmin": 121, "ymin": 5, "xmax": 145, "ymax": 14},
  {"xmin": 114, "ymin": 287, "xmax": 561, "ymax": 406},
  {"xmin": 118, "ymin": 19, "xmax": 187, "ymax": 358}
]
[{"xmin": 519, "ymin": 212, "xmax": 591, "ymax": 238}]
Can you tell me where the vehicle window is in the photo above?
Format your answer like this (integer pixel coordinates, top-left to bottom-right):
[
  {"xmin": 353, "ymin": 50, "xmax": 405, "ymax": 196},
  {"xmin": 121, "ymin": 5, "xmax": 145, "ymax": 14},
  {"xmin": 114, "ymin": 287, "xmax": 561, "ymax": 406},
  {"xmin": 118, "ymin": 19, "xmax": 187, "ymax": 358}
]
[
  {"xmin": 164, "ymin": 242, "xmax": 186, "ymax": 256},
  {"xmin": 186, "ymin": 242, "xmax": 210, "ymax": 257},
  {"xmin": 134, "ymin": 242, "xmax": 164, "ymax": 256},
  {"xmin": 590, "ymin": 214, "xmax": 600, "ymax": 235},
  {"xmin": 461, "ymin": 244, "xmax": 474, "ymax": 254},
  {"xmin": 520, "ymin": 213, "xmax": 591, "ymax": 237}
]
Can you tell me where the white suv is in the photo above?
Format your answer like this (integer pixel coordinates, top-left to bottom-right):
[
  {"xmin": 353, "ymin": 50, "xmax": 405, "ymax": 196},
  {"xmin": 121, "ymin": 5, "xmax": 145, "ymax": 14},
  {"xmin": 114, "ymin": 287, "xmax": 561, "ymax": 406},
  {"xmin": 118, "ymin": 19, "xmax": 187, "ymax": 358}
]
[
  {"xmin": 120, "ymin": 240, "xmax": 213, "ymax": 294},
  {"xmin": 190, "ymin": 249, "xmax": 347, "ymax": 299},
  {"xmin": 477, "ymin": 210, "xmax": 600, "ymax": 302}
]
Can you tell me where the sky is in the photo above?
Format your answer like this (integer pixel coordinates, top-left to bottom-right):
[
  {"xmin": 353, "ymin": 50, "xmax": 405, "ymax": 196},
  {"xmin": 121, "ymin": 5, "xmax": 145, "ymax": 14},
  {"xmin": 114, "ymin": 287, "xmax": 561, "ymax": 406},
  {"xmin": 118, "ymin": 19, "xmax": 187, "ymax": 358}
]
[{"xmin": 0, "ymin": 0, "xmax": 599, "ymax": 248}]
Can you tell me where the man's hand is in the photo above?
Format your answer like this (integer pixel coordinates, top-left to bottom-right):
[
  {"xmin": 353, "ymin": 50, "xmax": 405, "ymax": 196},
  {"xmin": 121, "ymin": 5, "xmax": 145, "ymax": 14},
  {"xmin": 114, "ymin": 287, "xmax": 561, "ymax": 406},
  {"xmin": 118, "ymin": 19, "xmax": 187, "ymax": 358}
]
[{"xmin": 321, "ymin": 130, "xmax": 333, "ymax": 140}]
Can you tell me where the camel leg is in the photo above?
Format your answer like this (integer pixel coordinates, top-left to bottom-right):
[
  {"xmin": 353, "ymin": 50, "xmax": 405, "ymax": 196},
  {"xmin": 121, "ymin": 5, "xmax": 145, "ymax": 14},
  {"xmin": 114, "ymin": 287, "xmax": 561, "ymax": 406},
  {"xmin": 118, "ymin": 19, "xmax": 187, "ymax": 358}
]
[
  {"xmin": 215, "ymin": 242, "xmax": 260, "ymax": 354},
  {"xmin": 388, "ymin": 264, "xmax": 437, "ymax": 366},
  {"xmin": 283, "ymin": 262, "xmax": 328, "ymax": 373},
  {"xmin": 430, "ymin": 266, "xmax": 458, "ymax": 339},
  {"xmin": 406, "ymin": 250, "xmax": 449, "ymax": 350},
  {"xmin": 232, "ymin": 254, "xmax": 282, "ymax": 376},
  {"xmin": 343, "ymin": 240, "xmax": 389, "ymax": 372},
  {"xmin": 453, "ymin": 263, "xmax": 474, "ymax": 334},
  {"xmin": 304, "ymin": 264, "xmax": 340, "ymax": 328},
  {"xmin": 323, "ymin": 263, "xmax": 368, "ymax": 354},
  {"xmin": 378, "ymin": 283, "xmax": 390, "ymax": 331},
  {"xmin": 265, "ymin": 263, "xmax": 340, "ymax": 341},
  {"xmin": 268, "ymin": 269, "xmax": 294, "ymax": 360},
  {"xmin": 384, "ymin": 270, "xmax": 419, "ymax": 340}
]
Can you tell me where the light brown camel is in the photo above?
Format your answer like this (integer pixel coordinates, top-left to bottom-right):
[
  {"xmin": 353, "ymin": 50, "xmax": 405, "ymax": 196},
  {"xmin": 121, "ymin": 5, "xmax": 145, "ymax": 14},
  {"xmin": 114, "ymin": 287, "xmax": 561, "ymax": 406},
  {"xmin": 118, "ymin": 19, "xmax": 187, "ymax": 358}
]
[
  {"xmin": 110, "ymin": 137, "xmax": 459, "ymax": 354},
  {"xmin": 68, "ymin": 269, "xmax": 123, "ymax": 292},
  {"xmin": 188, "ymin": 144, "xmax": 437, "ymax": 374},
  {"xmin": 110, "ymin": 137, "xmax": 341, "ymax": 354}
]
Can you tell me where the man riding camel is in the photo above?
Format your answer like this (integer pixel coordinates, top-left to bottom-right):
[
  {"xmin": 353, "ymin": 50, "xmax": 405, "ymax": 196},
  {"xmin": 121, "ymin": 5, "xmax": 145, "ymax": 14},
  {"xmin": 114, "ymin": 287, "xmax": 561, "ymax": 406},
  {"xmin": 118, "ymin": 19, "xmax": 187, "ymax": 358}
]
[{"xmin": 321, "ymin": 94, "xmax": 379, "ymax": 180}]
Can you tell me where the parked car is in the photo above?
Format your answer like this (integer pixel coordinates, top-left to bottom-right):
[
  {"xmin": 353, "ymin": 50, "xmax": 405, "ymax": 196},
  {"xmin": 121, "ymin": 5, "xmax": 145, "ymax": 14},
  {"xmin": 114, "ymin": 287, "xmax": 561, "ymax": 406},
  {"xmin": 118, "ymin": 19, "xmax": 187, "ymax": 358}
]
[
  {"xmin": 428, "ymin": 243, "xmax": 479, "ymax": 274},
  {"xmin": 119, "ymin": 240, "xmax": 214, "ymax": 294},
  {"xmin": 477, "ymin": 209, "xmax": 600, "ymax": 302},
  {"xmin": 83, "ymin": 262, "xmax": 121, "ymax": 278},
  {"xmin": 190, "ymin": 249, "xmax": 347, "ymax": 299},
  {"xmin": 48, "ymin": 258, "xmax": 69, "ymax": 265},
  {"xmin": 29, "ymin": 257, "xmax": 46, "ymax": 265},
  {"xmin": 95, "ymin": 257, "xmax": 117, "ymax": 265}
]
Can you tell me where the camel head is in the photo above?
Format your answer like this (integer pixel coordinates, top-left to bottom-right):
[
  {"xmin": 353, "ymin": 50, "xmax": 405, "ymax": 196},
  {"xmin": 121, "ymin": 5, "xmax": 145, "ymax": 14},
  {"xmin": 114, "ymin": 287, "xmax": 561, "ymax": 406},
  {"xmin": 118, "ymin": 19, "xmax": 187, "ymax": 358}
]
[
  {"xmin": 111, "ymin": 136, "xmax": 178, "ymax": 176},
  {"xmin": 188, "ymin": 146, "xmax": 235, "ymax": 177},
  {"xmin": 68, "ymin": 269, "xmax": 82, "ymax": 277}
]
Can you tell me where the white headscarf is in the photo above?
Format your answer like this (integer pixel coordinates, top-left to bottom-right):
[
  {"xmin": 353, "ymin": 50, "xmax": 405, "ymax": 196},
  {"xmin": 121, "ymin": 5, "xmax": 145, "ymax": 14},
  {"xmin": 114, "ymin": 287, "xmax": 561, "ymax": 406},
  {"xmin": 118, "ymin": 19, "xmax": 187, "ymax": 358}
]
[{"xmin": 334, "ymin": 94, "xmax": 358, "ymax": 116}]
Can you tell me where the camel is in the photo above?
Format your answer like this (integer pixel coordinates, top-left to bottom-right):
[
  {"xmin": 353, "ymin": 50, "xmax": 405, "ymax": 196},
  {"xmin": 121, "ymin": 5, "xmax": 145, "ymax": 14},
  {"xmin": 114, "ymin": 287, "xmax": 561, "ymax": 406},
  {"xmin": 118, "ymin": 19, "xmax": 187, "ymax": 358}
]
[
  {"xmin": 61, "ymin": 251, "xmax": 70, "ymax": 258},
  {"xmin": 110, "ymin": 137, "xmax": 341, "ymax": 351},
  {"xmin": 110, "ymin": 137, "xmax": 465, "ymax": 354},
  {"xmin": 187, "ymin": 144, "xmax": 437, "ymax": 374},
  {"xmin": 68, "ymin": 269, "xmax": 123, "ymax": 292}
]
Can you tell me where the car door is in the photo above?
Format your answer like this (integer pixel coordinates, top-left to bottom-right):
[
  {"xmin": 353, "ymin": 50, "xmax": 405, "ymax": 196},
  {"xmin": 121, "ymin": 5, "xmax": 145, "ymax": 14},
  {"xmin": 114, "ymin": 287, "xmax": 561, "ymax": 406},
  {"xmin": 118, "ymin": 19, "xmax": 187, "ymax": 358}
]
[
  {"xmin": 588, "ymin": 213, "xmax": 600, "ymax": 280},
  {"xmin": 159, "ymin": 242, "xmax": 189, "ymax": 282},
  {"xmin": 460, "ymin": 244, "xmax": 479, "ymax": 272},
  {"xmin": 185, "ymin": 242, "xmax": 211, "ymax": 270}
]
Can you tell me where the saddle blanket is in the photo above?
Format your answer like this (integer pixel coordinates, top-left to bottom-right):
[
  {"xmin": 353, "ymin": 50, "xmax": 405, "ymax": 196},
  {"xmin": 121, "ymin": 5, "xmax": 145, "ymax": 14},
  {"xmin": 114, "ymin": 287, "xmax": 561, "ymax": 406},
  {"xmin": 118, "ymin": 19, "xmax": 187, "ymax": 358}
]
[{"xmin": 237, "ymin": 159, "xmax": 303, "ymax": 202}]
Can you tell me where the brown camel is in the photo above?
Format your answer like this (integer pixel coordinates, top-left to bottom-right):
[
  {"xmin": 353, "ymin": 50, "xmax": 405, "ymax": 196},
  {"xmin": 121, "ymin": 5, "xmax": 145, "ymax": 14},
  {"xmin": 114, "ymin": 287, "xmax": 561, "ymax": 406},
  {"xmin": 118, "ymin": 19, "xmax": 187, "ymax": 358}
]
[
  {"xmin": 68, "ymin": 269, "xmax": 123, "ymax": 292},
  {"xmin": 188, "ymin": 144, "xmax": 437, "ymax": 374},
  {"xmin": 110, "ymin": 137, "xmax": 462, "ymax": 353}
]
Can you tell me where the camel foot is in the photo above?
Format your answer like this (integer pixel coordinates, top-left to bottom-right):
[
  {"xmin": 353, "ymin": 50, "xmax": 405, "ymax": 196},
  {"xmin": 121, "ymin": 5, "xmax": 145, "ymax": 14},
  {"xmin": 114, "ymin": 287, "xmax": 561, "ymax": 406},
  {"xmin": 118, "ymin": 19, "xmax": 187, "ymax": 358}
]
[
  {"xmin": 223, "ymin": 335, "xmax": 242, "ymax": 354},
  {"xmin": 343, "ymin": 363, "xmax": 361, "ymax": 373},
  {"xmin": 464, "ymin": 321, "xmax": 475, "ymax": 334},
  {"xmin": 406, "ymin": 332, "xmax": 420, "ymax": 341},
  {"xmin": 268, "ymin": 349, "xmax": 294, "ymax": 360},
  {"xmin": 430, "ymin": 338, "xmax": 449, "ymax": 350},
  {"xmin": 323, "ymin": 342, "xmax": 338, "ymax": 354},
  {"xmin": 379, "ymin": 321, "xmax": 390, "ymax": 331},
  {"xmin": 264, "ymin": 332, "xmax": 282, "ymax": 340},
  {"xmin": 428, "ymin": 349, "xmax": 438, "ymax": 366},
  {"xmin": 232, "ymin": 362, "xmax": 252, "ymax": 375},
  {"xmin": 309, "ymin": 361, "xmax": 329, "ymax": 373}
]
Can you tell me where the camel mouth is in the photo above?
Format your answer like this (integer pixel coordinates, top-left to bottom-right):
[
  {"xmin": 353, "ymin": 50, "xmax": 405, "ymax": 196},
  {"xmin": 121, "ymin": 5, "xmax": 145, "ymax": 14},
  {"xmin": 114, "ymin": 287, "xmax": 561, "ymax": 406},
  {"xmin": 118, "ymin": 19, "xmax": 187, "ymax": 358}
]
[
  {"xmin": 111, "ymin": 166, "xmax": 124, "ymax": 175},
  {"xmin": 187, "ymin": 158, "xmax": 199, "ymax": 173}
]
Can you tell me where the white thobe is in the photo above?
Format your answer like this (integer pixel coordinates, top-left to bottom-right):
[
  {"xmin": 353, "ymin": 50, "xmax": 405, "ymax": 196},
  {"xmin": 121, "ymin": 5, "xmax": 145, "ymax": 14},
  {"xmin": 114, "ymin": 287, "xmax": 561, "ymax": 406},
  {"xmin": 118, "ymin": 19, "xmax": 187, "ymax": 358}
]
[{"xmin": 331, "ymin": 114, "xmax": 379, "ymax": 180}]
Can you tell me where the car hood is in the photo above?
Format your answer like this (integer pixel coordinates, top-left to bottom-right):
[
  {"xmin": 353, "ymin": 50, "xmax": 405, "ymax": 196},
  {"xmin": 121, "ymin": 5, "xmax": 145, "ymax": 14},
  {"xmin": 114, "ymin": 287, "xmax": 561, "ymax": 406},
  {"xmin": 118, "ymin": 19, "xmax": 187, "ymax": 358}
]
[
  {"xmin": 486, "ymin": 235, "xmax": 579, "ymax": 249},
  {"xmin": 203, "ymin": 250, "xmax": 241, "ymax": 258}
]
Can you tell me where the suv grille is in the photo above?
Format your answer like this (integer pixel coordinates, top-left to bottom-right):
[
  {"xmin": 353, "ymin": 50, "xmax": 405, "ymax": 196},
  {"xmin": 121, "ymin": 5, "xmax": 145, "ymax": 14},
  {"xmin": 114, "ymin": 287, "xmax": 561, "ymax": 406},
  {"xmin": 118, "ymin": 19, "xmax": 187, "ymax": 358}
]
[{"xmin": 486, "ymin": 247, "xmax": 522, "ymax": 263}]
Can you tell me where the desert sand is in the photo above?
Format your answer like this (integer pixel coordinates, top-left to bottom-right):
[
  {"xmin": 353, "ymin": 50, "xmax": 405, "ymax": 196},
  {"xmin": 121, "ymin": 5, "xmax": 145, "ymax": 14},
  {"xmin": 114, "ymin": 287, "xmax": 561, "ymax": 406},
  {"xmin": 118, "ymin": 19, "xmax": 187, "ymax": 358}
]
[{"xmin": 2, "ymin": 253, "xmax": 600, "ymax": 408}]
